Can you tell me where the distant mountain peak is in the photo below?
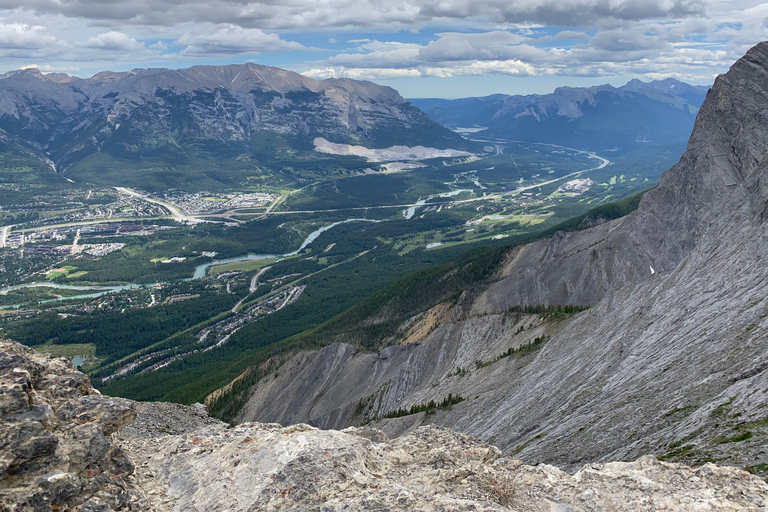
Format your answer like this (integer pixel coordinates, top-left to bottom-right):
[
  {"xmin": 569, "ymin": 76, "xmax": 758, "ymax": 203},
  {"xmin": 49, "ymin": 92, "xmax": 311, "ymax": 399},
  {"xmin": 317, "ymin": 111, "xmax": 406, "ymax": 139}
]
[
  {"xmin": 0, "ymin": 62, "xmax": 472, "ymax": 187},
  {"xmin": 410, "ymin": 77, "xmax": 709, "ymax": 148}
]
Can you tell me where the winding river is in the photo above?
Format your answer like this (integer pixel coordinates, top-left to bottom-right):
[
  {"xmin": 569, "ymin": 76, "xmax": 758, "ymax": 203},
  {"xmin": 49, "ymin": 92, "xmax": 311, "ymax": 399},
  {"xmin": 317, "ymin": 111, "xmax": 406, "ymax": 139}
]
[{"xmin": 1, "ymin": 218, "xmax": 382, "ymax": 303}]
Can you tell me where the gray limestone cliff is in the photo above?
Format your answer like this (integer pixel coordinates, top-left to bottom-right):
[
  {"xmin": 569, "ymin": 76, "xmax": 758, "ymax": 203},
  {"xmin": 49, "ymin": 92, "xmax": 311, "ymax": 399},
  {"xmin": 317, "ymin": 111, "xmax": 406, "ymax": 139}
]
[{"xmin": 227, "ymin": 42, "xmax": 768, "ymax": 475}]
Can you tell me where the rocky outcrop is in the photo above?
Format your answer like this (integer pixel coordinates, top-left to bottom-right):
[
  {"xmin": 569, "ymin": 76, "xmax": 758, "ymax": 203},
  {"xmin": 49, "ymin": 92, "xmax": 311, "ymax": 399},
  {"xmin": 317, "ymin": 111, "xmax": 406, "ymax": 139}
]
[
  {"xmin": 478, "ymin": 43, "xmax": 768, "ymax": 310},
  {"xmin": 1, "ymin": 340, "xmax": 767, "ymax": 511},
  {"xmin": 233, "ymin": 312, "xmax": 556, "ymax": 430},
  {"xmin": 225, "ymin": 42, "xmax": 768, "ymax": 474},
  {"xmin": 0, "ymin": 341, "xmax": 145, "ymax": 511},
  {"xmin": 123, "ymin": 422, "xmax": 768, "ymax": 511}
]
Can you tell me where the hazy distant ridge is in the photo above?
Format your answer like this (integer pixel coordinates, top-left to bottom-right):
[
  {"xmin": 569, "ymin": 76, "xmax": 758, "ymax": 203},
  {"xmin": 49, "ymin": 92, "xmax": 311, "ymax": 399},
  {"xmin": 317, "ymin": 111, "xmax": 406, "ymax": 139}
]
[{"xmin": 410, "ymin": 78, "xmax": 709, "ymax": 149}]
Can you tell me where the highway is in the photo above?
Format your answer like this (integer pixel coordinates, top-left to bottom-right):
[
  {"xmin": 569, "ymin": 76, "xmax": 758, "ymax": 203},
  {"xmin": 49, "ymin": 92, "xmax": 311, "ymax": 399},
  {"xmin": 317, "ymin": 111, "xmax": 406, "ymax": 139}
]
[
  {"xmin": 3, "ymin": 144, "xmax": 611, "ymax": 239},
  {"xmin": 114, "ymin": 187, "xmax": 205, "ymax": 224},
  {"xmin": 231, "ymin": 266, "xmax": 273, "ymax": 313}
]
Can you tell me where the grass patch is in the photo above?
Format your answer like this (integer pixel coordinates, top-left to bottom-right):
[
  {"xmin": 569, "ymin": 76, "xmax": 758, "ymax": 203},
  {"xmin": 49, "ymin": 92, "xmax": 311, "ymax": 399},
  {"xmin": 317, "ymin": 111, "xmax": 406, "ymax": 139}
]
[
  {"xmin": 208, "ymin": 257, "xmax": 277, "ymax": 275},
  {"xmin": 32, "ymin": 342, "xmax": 96, "ymax": 358},
  {"xmin": 730, "ymin": 431, "xmax": 753, "ymax": 443},
  {"xmin": 658, "ymin": 443, "xmax": 696, "ymax": 461},
  {"xmin": 714, "ymin": 431, "xmax": 753, "ymax": 444},
  {"xmin": 746, "ymin": 463, "xmax": 768, "ymax": 475}
]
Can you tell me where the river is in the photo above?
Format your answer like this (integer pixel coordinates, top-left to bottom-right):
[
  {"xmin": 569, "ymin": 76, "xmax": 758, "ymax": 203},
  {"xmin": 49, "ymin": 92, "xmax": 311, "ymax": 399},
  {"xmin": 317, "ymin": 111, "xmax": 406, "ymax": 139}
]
[
  {"xmin": 1, "ymin": 218, "xmax": 383, "ymax": 303},
  {"xmin": 403, "ymin": 189, "xmax": 473, "ymax": 220}
]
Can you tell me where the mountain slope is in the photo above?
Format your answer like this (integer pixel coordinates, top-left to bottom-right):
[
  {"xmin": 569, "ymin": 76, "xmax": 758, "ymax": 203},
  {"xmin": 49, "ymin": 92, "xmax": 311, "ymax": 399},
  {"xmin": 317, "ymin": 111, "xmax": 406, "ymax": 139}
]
[
  {"xmin": 0, "ymin": 65, "xmax": 472, "ymax": 190},
  {"xmin": 410, "ymin": 78, "xmax": 709, "ymax": 149},
  {"xmin": 218, "ymin": 43, "xmax": 768, "ymax": 475}
]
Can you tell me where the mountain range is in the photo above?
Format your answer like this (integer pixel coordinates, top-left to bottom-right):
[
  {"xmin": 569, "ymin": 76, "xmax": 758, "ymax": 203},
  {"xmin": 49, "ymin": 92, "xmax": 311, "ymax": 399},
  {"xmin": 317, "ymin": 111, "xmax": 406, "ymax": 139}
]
[
  {"xmin": 0, "ymin": 64, "xmax": 470, "ymax": 190},
  {"xmin": 410, "ymin": 78, "xmax": 709, "ymax": 149}
]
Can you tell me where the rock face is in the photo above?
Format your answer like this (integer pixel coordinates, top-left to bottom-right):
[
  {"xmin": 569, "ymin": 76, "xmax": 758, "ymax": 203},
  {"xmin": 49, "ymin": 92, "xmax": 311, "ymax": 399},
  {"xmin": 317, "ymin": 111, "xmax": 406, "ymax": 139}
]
[
  {"xmin": 1, "ymin": 339, "xmax": 767, "ymax": 511},
  {"xmin": 0, "ymin": 341, "xmax": 144, "ymax": 511},
  {"xmin": 227, "ymin": 42, "xmax": 768, "ymax": 474},
  {"xmin": 233, "ymin": 312, "xmax": 556, "ymax": 430}
]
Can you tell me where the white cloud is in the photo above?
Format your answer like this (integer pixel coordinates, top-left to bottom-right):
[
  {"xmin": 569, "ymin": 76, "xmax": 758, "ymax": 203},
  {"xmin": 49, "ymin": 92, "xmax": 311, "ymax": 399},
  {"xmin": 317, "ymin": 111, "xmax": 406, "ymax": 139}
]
[
  {"xmin": 0, "ymin": 20, "xmax": 57, "ymax": 49},
  {"xmin": 0, "ymin": 0, "xmax": 762, "ymax": 91},
  {"xmin": 176, "ymin": 25, "xmax": 307, "ymax": 56},
  {"xmin": 83, "ymin": 31, "xmax": 147, "ymax": 52},
  {"xmin": 419, "ymin": 32, "xmax": 529, "ymax": 62},
  {"xmin": 20, "ymin": 63, "xmax": 81, "ymax": 73},
  {"xmin": 307, "ymin": 21, "xmax": 745, "ymax": 83},
  {"xmin": 421, "ymin": 59, "xmax": 536, "ymax": 77},
  {"xmin": 304, "ymin": 67, "xmax": 422, "ymax": 80},
  {"xmin": 327, "ymin": 41, "xmax": 422, "ymax": 67}
]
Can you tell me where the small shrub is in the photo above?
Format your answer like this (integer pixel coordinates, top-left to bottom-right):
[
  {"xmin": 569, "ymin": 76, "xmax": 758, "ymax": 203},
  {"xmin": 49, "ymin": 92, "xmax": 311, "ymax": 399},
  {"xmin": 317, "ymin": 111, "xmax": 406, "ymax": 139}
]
[{"xmin": 480, "ymin": 473, "xmax": 516, "ymax": 507}]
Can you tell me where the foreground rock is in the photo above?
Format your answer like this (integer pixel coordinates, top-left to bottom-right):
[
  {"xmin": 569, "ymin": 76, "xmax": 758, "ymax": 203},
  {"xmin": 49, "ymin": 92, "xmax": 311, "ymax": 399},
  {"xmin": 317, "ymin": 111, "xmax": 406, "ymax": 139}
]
[
  {"xmin": 0, "ymin": 341, "xmax": 146, "ymax": 511},
  {"xmin": 1, "ymin": 339, "xmax": 766, "ymax": 510},
  {"xmin": 123, "ymin": 422, "xmax": 768, "ymax": 511}
]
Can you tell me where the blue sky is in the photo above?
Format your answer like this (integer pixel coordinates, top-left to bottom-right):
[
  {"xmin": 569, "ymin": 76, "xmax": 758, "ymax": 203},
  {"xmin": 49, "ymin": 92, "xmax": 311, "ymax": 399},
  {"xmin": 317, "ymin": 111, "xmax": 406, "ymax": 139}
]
[{"xmin": 1, "ymin": 1, "xmax": 766, "ymax": 97}]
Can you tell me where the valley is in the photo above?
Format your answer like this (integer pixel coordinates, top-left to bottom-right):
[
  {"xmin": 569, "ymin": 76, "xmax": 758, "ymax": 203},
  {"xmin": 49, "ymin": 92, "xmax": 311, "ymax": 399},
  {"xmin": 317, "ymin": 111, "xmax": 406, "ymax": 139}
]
[
  {"xmin": 0, "ymin": 133, "xmax": 669, "ymax": 406},
  {"xmin": 3, "ymin": 0, "xmax": 768, "ymax": 505}
]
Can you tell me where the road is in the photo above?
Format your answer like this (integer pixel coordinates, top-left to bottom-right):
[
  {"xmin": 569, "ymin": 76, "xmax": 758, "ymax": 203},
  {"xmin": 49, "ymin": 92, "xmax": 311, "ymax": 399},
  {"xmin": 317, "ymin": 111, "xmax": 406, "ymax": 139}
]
[
  {"xmin": 8, "ymin": 143, "xmax": 611, "ymax": 238},
  {"xmin": 506, "ymin": 151, "xmax": 609, "ymax": 195},
  {"xmin": 114, "ymin": 187, "xmax": 204, "ymax": 224},
  {"xmin": 232, "ymin": 265, "xmax": 273, "ymax": 313},
  {"xmin": 12, "ymin": 216, "xmax": 170, "ymax": 234},
  {"xmin": 194, "ymin": 143, "xmax": 610, "ymax": 218},
  {"xmin": 0, "ymin": 225, "xmax": 12, "ymax": 248},
  {"xmin": 250, "ymin": 266, "xmax": 272, "ymax": 292}
]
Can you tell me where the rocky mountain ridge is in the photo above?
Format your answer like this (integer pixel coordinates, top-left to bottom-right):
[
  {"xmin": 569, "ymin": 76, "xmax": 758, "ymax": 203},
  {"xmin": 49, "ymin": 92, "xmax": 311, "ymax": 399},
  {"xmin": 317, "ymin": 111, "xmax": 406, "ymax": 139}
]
[
  {"xmin": 0, "ymin": 63, "xmax": 469, "ymax": 187},
  {"xmin": 220, "ymin": 43, "xmax": 768, "ymax": 475},
  {"xmin": 410, "ymin": 78, "xmax": 708, "ymax": 149},
  {"xmin": 2, "ymin": 339, "xmax": 767, "ymax": 511}
]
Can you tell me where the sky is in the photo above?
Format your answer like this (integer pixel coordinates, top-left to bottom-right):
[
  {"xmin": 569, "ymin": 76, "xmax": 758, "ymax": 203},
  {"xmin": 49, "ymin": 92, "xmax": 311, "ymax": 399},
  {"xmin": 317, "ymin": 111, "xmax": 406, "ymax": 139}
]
[{"xmin": 1, "ymin": 0, "xmax": 767, "ymax": 98}]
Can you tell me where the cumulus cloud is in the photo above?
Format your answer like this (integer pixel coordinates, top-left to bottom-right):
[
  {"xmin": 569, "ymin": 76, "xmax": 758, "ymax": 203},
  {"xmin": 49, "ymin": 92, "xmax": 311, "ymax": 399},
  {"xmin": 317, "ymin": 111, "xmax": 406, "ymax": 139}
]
[
  {"xmin": 304, "ymin": 67, "xmax": 422, "ymax": 80},
  {"xmin": 327, "ymin": 41, "xmax": 422, "ymax": 67},
  {"xmin": 0, "ymin": 0, "xmax": 764, "ymax": 88},
  {"xmin": 305, "ymin": 21, "xmax": 746, "ymax": 83},
  {"xmin": 0, "ymin": 20, "xmax": 57, "ymax": 49},
  {"xmin": 20, "ymin": 63, "xmax": 81, "ymax": 73},
  {"xmin": 419, "ymin": 32, "xmax": 529, "ymax": 62},
  {"xmin": 176, "ymin": 25, "xmax": 308, "ymax": 56},
  {"xmin": 83, "ymin": 31, "xmax": 147, "ymax": 52}
]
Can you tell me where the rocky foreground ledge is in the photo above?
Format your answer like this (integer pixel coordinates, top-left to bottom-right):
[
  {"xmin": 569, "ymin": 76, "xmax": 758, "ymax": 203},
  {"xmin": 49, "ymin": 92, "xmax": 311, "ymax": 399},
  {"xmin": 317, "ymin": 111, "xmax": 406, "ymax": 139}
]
[{"xmin": 2, "ymin": 340, "xmax": 767, "ymax": 511}]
